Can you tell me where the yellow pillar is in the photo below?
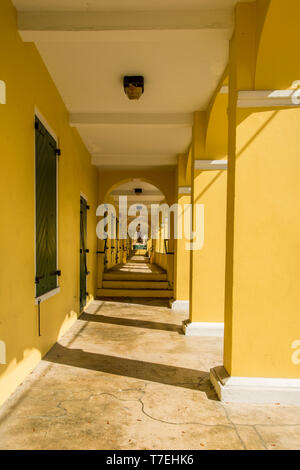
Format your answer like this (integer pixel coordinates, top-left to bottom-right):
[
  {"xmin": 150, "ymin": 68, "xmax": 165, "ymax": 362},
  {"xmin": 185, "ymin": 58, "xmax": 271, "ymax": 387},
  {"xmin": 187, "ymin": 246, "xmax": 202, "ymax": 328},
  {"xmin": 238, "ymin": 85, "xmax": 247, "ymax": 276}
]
[
  {"xmin": 172, "ymin": 154, "xmax": 191, "ymax": 312},
  {"xmin": 211, "ymin": 1, "xmax": 300, "ymax": 404},
  {"xmin": 185, "ymin": 109, "xmax": 227, "ymax": 336}
]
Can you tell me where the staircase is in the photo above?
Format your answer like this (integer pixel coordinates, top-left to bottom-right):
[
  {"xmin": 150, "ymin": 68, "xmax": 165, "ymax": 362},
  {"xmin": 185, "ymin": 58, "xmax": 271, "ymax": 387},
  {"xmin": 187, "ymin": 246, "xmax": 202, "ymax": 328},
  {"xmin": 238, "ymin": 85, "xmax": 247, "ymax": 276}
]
[{"xmin": 97, "ymin": 257, "xmax": 173, "ymax": 298}]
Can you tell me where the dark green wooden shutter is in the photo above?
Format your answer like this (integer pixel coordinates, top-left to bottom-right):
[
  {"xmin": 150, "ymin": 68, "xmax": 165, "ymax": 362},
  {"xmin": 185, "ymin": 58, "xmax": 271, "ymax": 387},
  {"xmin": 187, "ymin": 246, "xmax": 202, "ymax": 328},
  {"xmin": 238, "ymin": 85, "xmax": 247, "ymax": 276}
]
[
  {"xmin": 35, "ymin": 117, "xmax": 57, "ymax": 297},
  {"xmin": 80, "ymin": 197, "xmax": 87, "ymax": 310}
]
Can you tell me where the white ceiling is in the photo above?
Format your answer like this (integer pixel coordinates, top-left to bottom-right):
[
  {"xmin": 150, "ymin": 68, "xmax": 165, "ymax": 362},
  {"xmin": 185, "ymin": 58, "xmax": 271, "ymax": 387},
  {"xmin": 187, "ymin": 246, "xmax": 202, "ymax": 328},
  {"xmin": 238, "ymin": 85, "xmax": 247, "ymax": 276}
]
[
  {"xmin": 12, "ymin": 0, "xmax": 244, "ymax": 169},
  {"xmin": 35, "ymin": 38, "xmax": 228, "ymax": 115}
]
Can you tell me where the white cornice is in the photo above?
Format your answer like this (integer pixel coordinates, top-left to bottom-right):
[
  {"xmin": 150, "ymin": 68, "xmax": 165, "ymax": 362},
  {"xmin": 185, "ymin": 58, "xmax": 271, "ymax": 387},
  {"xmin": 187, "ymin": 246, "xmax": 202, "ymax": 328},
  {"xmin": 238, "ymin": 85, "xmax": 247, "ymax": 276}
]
[
  {"xmin": 211, "ymin": 366, "xmax": 300, "ymax": 405},
  {"xmin": 238, "ymin": 89, "xmax": 300, "ymax": 108},
  {"xmin": 18, "ymin": 10, "xmax": 233, "ymax": 34},
  {"xmin": 0, "ymin": 80, "xmax": 6, "ymax": 104},
  {"xmin": 178, "ymin": 186, "xmax": 191, "ymax": 194},
  {"xmin": 219, "ymin": 85, "xmax": 229, "ymax": 94},
  {"xmin": 194, "ymin": 159, "xmax": 227, "ymax": 170}
]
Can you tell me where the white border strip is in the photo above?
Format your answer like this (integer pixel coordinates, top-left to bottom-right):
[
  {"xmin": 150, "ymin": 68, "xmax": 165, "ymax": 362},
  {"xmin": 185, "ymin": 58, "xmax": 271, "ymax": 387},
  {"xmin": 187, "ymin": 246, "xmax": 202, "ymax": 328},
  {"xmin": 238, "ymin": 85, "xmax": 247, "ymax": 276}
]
[
  {"xmin": 195, "ymin": 160, "xmax": 228, "ymax": 170},
  {"xmin": 210, "ymin": 366, "xmax": 300, "ymax": 404},
  {"xmin": 183, "ymin": 322, "xmax": 224, "ymax": 337},
  {"xmin": 237, "ymin": 89, "xmax": 300, "ymax": 108},
  {"xmin": 219, "ymin": 85, "xmax": 228, "ymax": 95},
  {"xmin": 0, "ymin": 80, "xmax": 6, "ymax": 104},
  {"xmin": 178, "ymin": 186, "xmax": 191, "ymax": 194}
]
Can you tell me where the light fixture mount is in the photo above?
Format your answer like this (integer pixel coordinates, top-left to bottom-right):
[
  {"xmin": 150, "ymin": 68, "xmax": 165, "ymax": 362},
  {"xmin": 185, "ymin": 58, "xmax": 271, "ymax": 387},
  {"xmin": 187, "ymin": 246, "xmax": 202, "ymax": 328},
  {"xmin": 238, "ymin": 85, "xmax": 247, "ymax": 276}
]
[{"xmin": 123, "ymin": 76, "xmax": 144, "ymax": 100}]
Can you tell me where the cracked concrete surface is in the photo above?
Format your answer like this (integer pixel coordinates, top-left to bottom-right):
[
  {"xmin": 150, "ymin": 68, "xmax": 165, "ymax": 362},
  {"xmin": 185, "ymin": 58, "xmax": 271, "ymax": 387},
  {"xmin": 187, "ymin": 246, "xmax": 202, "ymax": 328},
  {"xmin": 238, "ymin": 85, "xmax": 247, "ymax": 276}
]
[{"xmin": 0, "ymin": 299, "xmax": 300, "ymax": 450}]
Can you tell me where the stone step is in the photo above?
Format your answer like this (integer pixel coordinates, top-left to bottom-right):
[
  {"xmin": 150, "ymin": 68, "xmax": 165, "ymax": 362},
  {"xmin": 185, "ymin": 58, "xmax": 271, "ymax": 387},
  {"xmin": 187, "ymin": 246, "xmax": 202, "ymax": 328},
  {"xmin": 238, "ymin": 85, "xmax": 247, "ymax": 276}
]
[
  {"xmin": 103, "ymin": 272, "xmax": 167, "ymax": 281},
  {"xmin": 97, "ymin": 288, "xmax": 173, "ymax": 298},
  {"xmin": 102, "ymin": 280, "xmax": 169, "ymax": 289}
]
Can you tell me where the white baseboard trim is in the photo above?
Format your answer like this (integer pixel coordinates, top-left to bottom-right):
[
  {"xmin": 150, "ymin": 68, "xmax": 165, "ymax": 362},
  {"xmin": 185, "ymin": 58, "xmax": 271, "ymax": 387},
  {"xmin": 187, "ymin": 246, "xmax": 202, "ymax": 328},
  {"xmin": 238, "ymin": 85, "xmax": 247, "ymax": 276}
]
[
  {"xmin": 194, "ymin": 159, "xmax": 228, "ymax": 170},
  {"xmin": 170, "ymin": 300, "xmax": 189, "ymax": 312},
  {"xmin": 210, "ymin": 366, "xmax": 300, "ymax": 405},
  {"xmin": 183, "ymin": 321, "xmax": 224, "ymax": 336}
]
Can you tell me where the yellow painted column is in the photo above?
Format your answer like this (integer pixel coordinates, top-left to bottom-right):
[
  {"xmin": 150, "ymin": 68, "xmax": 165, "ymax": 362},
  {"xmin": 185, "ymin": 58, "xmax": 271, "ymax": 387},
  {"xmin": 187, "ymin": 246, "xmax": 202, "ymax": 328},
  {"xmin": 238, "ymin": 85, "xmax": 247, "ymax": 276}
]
[
  {"xmin": 172, "ymin": 155, "xmax": 191, "ymax": 312},
  {"xmin": 185, "ymin": 110, "xmax": 227, "ymax": 335},
  {"xmin": 211, "ymin": 1, "xmax": 300, "ymax": 404}
]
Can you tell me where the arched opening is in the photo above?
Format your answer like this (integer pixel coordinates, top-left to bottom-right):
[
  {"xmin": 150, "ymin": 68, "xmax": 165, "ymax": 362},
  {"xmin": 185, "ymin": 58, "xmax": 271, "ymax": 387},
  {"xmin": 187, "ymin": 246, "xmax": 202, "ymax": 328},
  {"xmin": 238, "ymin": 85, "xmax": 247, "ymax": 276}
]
[{"xmin": 96, "ymin": 178, "xmax": 174, "ymax": 300}]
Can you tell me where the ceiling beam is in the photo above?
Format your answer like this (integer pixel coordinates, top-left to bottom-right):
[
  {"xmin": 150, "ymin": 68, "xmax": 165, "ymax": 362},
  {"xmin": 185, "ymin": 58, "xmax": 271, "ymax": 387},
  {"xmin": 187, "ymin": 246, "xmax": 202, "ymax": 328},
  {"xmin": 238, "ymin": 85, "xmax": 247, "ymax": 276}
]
[
  {"xmin": 18, "ymin": 10, "xmax": 233, "ymax": 38},
  {"xmin": 113, "ymin": 199, "xmax": 165, "ymax": 205},
  {"xmin": 70, "ymin": 113, "xmax": 193, "ymax": 128},
  {"xmin": 92, "ymin": 154, "xmax": 177, "ymax": 167}
]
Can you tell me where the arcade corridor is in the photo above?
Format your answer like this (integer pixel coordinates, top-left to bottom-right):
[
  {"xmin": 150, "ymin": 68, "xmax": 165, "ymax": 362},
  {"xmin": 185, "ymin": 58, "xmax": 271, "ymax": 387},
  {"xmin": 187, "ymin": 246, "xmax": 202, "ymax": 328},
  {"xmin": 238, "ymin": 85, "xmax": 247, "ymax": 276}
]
[{"xmin": 2, "ymin": 0, "xmax": 300, "ymax": 452}]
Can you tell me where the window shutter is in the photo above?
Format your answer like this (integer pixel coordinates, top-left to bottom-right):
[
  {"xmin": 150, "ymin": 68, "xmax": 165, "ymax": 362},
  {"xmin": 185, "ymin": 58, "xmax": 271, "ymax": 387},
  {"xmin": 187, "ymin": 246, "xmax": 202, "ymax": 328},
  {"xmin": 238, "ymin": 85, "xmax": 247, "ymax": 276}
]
[
  {"xmin": 80, "ymin": 196, "xmax": 88, "ymax": 309},
  {"xmin": 35, "ymin": 117, "xmax": 57, "ymax": 297}
]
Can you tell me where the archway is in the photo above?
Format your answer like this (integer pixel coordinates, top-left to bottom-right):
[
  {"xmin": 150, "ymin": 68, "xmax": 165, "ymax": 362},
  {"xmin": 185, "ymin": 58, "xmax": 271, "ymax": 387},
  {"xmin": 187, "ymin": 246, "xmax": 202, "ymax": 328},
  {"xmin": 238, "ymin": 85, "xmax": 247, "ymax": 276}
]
[{"xmin": 96, "ymin": 178, "xmax": 174, "ymax": 300}]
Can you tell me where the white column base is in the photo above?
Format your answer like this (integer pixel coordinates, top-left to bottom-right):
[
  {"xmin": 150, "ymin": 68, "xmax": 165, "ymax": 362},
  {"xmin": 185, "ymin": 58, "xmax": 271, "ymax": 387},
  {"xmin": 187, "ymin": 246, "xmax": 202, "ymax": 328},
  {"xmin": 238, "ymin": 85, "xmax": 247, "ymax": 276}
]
[
  {"xmin": 169, "ymin": 300, "xmax": 189, "ymax": 313},
  {"xmin": 210, "ymin": 365, "xmax": 300, "ymax": 405},
  {"xmin": 183, "ymin": 321, "xmax": 224, "ymax": 336}
]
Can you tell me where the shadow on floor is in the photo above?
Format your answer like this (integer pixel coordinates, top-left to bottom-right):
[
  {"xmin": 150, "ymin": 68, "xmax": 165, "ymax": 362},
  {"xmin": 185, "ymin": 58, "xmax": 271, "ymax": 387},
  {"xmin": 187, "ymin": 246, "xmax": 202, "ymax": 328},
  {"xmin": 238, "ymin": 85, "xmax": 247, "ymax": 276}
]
[
  {"xmin": 96, "ymin": 297, "xmax": 171, "ymax": 308},
  {"xmin": 80, "ymin": 312, "xmax": 184, "ymax": 334},
  {"xmin": 44, "ymin": 343, "xmax": 217, "ymax": 400}
]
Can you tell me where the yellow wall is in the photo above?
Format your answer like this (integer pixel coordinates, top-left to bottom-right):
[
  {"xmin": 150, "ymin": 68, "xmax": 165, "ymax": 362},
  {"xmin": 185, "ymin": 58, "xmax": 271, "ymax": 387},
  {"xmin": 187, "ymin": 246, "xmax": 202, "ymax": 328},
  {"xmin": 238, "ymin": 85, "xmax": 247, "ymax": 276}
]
[
  {"xmin": 99, "ymin": 169, "xmax": 175, "ymax": 207},
  {"xmin": 255, "ymin": 0, "xmax": 294, "ymax": 90},
  {"xmin": 154, "ymin": 253, "xmax": 168, "ymax": 271},
  {"xmin": 0, "ymin": 0, "xmax": 98, "ymax": 406}
]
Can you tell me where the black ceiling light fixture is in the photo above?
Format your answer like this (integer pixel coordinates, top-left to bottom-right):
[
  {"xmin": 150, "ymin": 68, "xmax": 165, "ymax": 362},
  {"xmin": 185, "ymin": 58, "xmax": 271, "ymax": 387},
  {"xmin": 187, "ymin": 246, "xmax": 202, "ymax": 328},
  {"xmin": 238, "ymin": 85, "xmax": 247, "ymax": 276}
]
[{"xmin": 123, "ymin": 76, "xmax": 144, "ymax": 100}]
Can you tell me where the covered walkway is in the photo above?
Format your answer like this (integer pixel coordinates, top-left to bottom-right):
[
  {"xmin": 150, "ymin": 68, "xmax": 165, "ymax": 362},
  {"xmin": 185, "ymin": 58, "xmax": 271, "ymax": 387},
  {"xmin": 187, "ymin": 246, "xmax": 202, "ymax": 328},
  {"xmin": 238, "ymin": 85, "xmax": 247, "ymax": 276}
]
[{"xmin": 0, "ymin": 300, "xmax": 299, "ymax": 450}]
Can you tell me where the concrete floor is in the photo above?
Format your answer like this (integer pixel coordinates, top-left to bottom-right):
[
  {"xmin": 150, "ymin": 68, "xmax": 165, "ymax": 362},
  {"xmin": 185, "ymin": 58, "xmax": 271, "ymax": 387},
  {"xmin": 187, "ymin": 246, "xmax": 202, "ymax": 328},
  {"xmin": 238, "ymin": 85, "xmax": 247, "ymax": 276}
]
[{"xmin": 0, "ymin": 299, "xmax": 300, "ymax": 450}]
